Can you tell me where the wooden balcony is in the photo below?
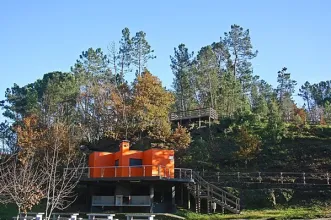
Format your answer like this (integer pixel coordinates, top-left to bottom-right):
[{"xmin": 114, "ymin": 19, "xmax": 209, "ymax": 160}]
[{"xmin": 169, "ymin": 107, "xmax": 218, "ymax": 123}]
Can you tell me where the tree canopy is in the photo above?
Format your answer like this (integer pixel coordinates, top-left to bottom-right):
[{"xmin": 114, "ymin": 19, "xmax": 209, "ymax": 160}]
[{"xmin": 0, "ymin": 25, "xmax": 330, "ymax": 173}]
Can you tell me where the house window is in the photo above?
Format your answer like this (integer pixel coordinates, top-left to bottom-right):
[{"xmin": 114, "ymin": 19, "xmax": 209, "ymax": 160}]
[
  {"xmin": 115, "ymin": 159, "xmax": 119, "ymax": 166},
  {"xmin": 129, "ymin": 158, "xmax": 143, "ymax": 166}
]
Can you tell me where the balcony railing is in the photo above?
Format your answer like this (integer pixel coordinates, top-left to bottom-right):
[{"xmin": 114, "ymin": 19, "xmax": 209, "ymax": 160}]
[
  {"xmin": 92, "ymin": 195, "xmax": 151, "ymax": 206},
  {"xmin": 65, "ymin": 165, "xmax": 193, "ymax": 181}
]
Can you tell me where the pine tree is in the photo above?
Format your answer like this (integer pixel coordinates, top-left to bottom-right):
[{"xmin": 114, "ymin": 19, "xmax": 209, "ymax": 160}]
[
  {"xmin": 276, "ymin": 67, "xmax": 297, "ymax": 122},
  {"xmin": 170, "ymin": 44, "xmax": 195, "ymax": 111},
  {"xmin": 131, "ymin": 31, "xmax": 156, "ymax": 77},
  {"xmin": 266, "ymin": 99, "xmax": 284, "ymax": 143}
]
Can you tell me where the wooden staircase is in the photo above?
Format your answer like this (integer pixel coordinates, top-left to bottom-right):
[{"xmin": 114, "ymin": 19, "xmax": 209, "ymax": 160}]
[{"xmin": 187, "ymin": 171, "xmax": 240, "ymax": 214}]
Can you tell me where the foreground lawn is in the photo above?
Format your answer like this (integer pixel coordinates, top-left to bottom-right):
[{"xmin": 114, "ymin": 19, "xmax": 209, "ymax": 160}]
[{"xmin": 178, "ymin": 207, "xmax": 331, "ymax": 219}]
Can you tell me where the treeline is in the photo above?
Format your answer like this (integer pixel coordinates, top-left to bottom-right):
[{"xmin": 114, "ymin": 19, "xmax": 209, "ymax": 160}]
[
  {"xmin": 0, "ymin": 24, "xmax": 331, "ymax": 171},
  {"xmin": 171, "ymin": 25, "xmax": 331, "ymax": 124},
  {"xmin": 0, "ymin": 27, "xmax": 191, "ymax": 156}
]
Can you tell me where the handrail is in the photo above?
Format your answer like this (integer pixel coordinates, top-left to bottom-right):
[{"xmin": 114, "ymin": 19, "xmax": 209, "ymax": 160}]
[
  {"xmin": 193, "ymin": 171, "xmax": 239, "ymax": 200},
  {"xmin": 199, "ymin": 171, "xmax": 331, "ymax": 186},
  {"xmin": 65, "ymin": 166, "xmax": 193, "ymax": 180},
  {"xmin": 192, "ymin": 171, "xmax": 240, "ymax": 212}
]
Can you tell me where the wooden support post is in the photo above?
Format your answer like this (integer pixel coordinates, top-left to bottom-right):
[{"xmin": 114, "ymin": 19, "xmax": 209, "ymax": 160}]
[
  {"xmin": 150, "ymin": 184, "xmax": 154, "ymax": 213},
  {"xmin": 181, "ymin": 184, "xmax": 184, "ymax": 206},
  {"xmin": 198, "ymin": 184, "xmax": 201, "ymax": 213},
  {"xmin": 172, "ymin": 185, "xmax": 176, "ymax": 212},
  {"xmin": 207, "ymin": 184, "xmax": 210, "ymax": 214},
  {"xmin": 195, "ymin": 184, "xmax": 198, "ymax": 213},
  {"xmin": 327, "ymin": 172, "xmax": 330, "ymax": 185},
  {"xmin": 188, "ymin": 187, "xmax": 191, "ymax": 210}
]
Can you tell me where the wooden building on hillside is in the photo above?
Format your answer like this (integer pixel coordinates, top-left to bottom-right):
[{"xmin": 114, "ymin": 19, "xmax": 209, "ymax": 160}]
[{"xmin": 169, "ymin": 107, "xmax": 218, "ymax": 127}]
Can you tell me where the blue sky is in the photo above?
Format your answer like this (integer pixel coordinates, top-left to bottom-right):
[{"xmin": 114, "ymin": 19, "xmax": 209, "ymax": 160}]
[{"xmin": 1, "ymin": 0, "xmax": 330, "ymax": 122}]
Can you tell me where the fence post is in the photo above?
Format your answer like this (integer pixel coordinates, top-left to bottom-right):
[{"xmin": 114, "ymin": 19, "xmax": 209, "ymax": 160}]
[
  {"xmin": 280, "ymin": 172, "xmax": 284, "ymax": 184},
  {"xmin": 179, "ymin": 169, "xmax": 182, "ymax": 179},
  {"xmin": 258, "ymin": 172, "xmax": 262, "ymax": 183},
  {"xmin": 327, "ymin": 172, "xmax": 330, "ymax": 185},
  {"xmin": 303, "ymin": 172, "xmax": 306, "ymax": 185}
]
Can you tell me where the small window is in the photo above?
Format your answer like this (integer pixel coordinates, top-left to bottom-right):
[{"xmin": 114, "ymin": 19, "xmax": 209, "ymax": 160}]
[
  {"xmin": 129, "ymin": 158, "xmax": 143, "ymax": 166},
  {"xmin": 115, "ymin": 159, "xmax": 119, "ymax": 166}
]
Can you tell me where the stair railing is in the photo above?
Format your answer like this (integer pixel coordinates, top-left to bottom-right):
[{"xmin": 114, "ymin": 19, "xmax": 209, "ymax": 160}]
[{"xmin": 192, "ymin": 171, "xmax": 240, "ymax": 213}]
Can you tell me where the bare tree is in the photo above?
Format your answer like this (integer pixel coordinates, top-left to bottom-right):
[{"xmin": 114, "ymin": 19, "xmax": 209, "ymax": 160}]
[
  {"xmin": 0, "ymin": 158, "xmax": 45, "ymax": 218},
  {"xmin": 0, "ymin": 161, "xmax": 11, "ymax": 205},
  {"xmin": 42, "ymin": 124, "xmax": 85, "ymax": 220}
]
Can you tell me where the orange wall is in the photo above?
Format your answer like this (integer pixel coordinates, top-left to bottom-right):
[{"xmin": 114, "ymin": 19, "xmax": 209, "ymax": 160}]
[
  {"xmin": 88, "ymin": 141, "xmax": 175, "ymax": 178},
  {"xmin": 88, "ymin": 152, "xmax": 114, "ymax": 178},
  {"xmin": 150, "ymin": 149, "xmax": 175, "ymax": 178}
]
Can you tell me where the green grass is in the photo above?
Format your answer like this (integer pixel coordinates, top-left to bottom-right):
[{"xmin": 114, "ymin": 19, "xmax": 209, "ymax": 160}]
[
  {"xmin": 0, "ymin": 203, "xmax": 45, "ymax": 220},
  {"xmin": 177, "ymin": 207, "xmax": 331, "ymax": 219},
  {"xmin": 0, "ymin": 203, "xmax": 17, "ymax": 220}
]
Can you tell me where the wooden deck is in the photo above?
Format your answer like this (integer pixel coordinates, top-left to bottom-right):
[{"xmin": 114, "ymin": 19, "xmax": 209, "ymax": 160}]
[{"xmin": 170, "ymin": 107, "xmax": 218, "ymax": 121}]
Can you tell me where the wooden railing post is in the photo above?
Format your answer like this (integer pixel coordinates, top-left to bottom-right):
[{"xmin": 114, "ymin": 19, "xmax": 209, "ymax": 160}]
[
  {"xmin": 280, "ymin": 172, "xmax": 284, "ymax": 184},
  {"xmin": 222, "ymin": 191, "xmax": 224, "ymax": 204},
  {"xmin": 258, "ymin": 172, "xmax": 262, "ymax": 183},
  {"xmin": 327, "ymin": 172, "xmax": 330, "ymax": 185},
  {"xmin": 303, "ymin": 172, "xmax": 306, "ymax": 185}
]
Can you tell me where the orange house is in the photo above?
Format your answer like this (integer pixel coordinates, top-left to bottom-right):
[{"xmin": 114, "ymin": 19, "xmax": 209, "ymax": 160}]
[{"xmin": 88, "ymin": 140, "xmax": 175, "ymax": 179}]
